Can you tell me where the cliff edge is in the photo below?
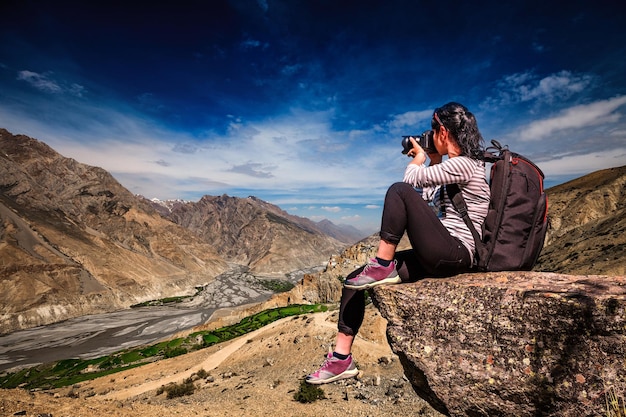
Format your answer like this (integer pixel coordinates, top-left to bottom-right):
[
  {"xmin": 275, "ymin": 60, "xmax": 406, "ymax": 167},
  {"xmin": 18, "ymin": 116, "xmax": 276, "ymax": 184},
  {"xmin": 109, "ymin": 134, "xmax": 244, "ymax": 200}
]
[{"xmin": 372, "ymin": 271, "xmax": 626, "ymax": 417}]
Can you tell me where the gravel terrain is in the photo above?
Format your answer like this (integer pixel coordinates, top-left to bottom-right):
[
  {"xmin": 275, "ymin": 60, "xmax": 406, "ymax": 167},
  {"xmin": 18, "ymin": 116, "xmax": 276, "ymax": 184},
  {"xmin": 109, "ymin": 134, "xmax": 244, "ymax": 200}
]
[{"xmin": 1, "ymin": 307, "xmax": 442, "ymax": 417}]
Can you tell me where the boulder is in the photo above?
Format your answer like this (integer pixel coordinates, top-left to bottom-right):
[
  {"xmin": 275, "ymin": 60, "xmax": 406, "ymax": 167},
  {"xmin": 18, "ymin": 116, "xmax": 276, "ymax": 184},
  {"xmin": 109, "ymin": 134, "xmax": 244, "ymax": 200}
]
[{"xmin": 371, "ymin": 271, "xmax": 626, "ymax": 417}]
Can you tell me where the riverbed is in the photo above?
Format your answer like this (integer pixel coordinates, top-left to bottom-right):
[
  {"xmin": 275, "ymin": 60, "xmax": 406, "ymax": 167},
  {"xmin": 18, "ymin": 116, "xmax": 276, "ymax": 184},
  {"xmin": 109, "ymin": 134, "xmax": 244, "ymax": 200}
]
[{"xmin": 0, "ymin": 264, "xmax": 322, "ymax": 373}]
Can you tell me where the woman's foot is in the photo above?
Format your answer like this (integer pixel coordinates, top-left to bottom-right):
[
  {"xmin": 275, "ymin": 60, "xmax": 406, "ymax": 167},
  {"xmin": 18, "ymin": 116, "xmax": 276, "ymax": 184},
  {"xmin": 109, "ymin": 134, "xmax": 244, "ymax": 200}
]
[
  {"xmin": 305, "ymin": 352, "xmax": 359, "ymax": 384},
  {"xmin": 343, "ymin": 258, "xmax": 400, "ymax": 290}
]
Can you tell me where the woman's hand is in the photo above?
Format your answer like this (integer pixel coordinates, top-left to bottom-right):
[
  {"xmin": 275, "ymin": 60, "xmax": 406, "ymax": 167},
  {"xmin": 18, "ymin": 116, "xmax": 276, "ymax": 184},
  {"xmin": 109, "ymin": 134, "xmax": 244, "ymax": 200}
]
[
  {"xmin": 408, "ymin": 137, "xmax": 442, "ymax": 165},
  {"xmin": 407, "ymin": 136, "xmax": 427, "ymax": 165}
]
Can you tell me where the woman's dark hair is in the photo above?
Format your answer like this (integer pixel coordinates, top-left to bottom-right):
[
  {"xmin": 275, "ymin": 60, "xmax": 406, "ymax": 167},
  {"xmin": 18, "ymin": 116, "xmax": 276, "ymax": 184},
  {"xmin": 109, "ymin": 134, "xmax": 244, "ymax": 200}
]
[{"xmin": 431, "ymin": 102, "xmax": 484, "ymax": 158}]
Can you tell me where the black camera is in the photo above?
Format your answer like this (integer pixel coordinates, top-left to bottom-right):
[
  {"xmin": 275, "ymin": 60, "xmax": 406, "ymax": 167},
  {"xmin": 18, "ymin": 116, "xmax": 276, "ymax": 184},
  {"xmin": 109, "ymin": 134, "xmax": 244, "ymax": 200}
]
[{"xmin": 401, "ymin": 130, "xmax": 436, "ymax": 154}]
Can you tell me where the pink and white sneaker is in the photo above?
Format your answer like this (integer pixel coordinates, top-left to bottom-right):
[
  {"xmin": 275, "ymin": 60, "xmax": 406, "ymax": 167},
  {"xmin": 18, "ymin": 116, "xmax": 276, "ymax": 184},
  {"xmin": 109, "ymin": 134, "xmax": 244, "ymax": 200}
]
[
  {"xmin": 343, "ymin": 258, "xmax": 400, "ymax": 290},
  {"xmin": 305, "ymin": 352, "xmax": 359, "ymax": 384}
]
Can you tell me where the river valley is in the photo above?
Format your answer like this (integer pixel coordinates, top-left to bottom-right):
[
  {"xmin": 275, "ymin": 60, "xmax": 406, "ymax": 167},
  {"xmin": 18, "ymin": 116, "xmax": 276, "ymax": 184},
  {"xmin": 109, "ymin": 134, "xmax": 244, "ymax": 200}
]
[{"xmin": 0, "ymin": 264, "xmax": 322, "ymax": 373}]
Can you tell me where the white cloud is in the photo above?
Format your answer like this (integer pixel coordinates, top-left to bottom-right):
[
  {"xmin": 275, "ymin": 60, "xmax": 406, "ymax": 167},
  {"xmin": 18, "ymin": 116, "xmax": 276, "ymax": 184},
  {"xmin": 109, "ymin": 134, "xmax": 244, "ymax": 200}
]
[
  {"xmin": 387, "ymin": 110, "xmax": 433, "ymax": 131},
  {"xmin": 519, "ymin": 96, "xmax": 626, "ymax": 141},
  {"xmin": 321, "ymin": 206, "xmax": 342, "ymax": 213},
  {"xmin": 16, "ymin": 70, "xmax": 85, "ymax": 96},
  {"xmin": 17, "ymin": 70, "xmax": 62, "ymax": 93},
  {"xmin": 539, "ymin": 147, "xmax": 626, "ymax": 178},
  {"xmin": 68, "ymin": 83, "xmax": 86, "ymax": 97},
  {"xmin": 521, "ymin": 71, "xmax": 592, "ymax": 101},
  {"xmin": 493, "ymin": 70, "xmax": 595, "ymax": 105},
  {"xmin": 229, "ymin": 162, "xmax": 276, "ymax": 178}
]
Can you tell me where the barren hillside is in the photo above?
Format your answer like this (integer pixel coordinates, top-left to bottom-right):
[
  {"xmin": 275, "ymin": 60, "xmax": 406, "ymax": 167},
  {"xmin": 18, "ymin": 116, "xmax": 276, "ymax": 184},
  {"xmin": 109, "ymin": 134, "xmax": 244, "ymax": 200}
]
[
  {"xmin": 0, "ymin": 308, "xmax": 442, "ymax": 417},
  {"xmin": 535, "ymin": 165, "xmax": 626, "ymax": 276},
  {"xmin": 0, "ymin": 129, "xmax": 228, "ymax": 334}
]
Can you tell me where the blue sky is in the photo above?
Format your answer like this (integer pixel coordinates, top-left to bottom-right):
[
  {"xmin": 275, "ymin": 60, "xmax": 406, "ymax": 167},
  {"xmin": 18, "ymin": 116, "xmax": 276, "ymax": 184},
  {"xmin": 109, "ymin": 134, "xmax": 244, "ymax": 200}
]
[{"xmin": 1, "ymin": 0, "xmax": 625, "ymax": 234}]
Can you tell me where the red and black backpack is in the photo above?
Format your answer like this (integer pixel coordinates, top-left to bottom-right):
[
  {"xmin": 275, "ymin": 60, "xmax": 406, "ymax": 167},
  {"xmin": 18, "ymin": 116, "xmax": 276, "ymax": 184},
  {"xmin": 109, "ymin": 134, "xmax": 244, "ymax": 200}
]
[{"xmin": 448, "ymin": 140, "xmax": 549, "ymax": 272}]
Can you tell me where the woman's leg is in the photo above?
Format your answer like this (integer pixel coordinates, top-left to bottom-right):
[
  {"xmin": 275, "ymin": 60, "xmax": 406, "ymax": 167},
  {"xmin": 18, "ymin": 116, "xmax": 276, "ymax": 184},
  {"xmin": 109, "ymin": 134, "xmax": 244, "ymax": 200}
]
[
  {"xmin": 308, "ymin": 183, "xmax": 470, "ymax": 384},
  {"xmin": 381, "ymin": 182, "xmax": 471, "ymax": 275},
  {"xmin": 306, "ymin": 277, "xmax": 363, "ymax": 384},
  {"xmin": 379, "ymin": 182, "xmax": 439, "ymax": 246},
  {"xmin": 335, "ymin": 331, "xmax": 354, "ymax": 356},
  {"xmin": 337, "ymin": 268, "xmax": 366, "ymax": 340},
  {"xmin": 375, "ymin": 239, "xmax": 397, "ymax": 261},
  {"xmin": 339, "ymin": 183, "xmax": 439, "ymax": 341}
]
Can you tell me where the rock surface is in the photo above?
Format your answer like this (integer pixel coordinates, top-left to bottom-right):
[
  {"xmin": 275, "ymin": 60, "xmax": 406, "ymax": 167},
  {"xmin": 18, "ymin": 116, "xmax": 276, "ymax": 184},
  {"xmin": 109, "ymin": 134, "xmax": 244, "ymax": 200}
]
[{"xmin": 372, "ymin": 271, "xmax": 626, "ymax": 416}]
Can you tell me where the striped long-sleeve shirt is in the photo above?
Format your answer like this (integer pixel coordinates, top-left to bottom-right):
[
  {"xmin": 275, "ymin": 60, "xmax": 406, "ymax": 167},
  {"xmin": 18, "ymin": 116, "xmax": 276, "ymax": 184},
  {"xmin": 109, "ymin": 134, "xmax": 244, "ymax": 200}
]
[{"xmin": 403, "ymin": 156, "xmax": 490, "ymax": 261}]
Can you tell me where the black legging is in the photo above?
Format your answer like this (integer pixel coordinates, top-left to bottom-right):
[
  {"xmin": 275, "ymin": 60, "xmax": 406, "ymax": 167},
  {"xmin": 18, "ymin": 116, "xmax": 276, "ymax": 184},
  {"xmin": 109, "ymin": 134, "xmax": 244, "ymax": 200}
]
[{"xmin": 338, "ymin": 182, "xmax": 472, "ymax": 336}]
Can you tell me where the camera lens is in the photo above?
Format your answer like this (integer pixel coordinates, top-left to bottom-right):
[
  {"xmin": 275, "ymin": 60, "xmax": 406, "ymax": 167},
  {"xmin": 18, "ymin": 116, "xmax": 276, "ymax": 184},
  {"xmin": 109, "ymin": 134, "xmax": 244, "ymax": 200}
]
[{"xmin": 401, "ymin": 137, "xmax": 412, "ymax": 154}]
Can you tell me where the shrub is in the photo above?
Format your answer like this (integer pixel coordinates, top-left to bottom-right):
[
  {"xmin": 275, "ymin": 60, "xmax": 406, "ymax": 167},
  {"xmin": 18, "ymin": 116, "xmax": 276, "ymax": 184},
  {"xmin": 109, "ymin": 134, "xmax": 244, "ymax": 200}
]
[
  {"xmin": 163, "ymin": 379, "xmax": 195, "ymax": 399},
  {"xmin": 293, "ymin": 379, "xmax": 325, "ymax": 403},
  {"xmin": 259, "ymin": 279, "xmax": 295, "ymax": 293}
]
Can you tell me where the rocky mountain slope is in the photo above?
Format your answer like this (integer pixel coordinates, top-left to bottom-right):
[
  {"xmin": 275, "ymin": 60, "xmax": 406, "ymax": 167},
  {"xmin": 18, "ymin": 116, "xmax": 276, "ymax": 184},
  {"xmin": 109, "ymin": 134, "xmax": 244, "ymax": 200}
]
[
  {"xmin": 315, "ymin": 218, "xmax": 366, "ymax": 243},
  {"xmin": 145, "ymin": 194, "xmax": 348, "ymax": 274},
  {"xmin": 535, "ymin": 165, "xmax": 626, "ymax": 276},
  {"xmin": 0, "ymin": 128, "xmax": 356, "ymax": 334},
  {"xmin": 0, "ymin": 129, "xmax": 231, "ymax": 334}
]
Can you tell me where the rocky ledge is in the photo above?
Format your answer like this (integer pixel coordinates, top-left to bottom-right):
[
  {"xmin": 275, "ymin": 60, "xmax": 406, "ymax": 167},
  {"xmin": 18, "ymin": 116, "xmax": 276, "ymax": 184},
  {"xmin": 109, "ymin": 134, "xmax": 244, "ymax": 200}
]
[{"xmin": 371, "ymin": 271, "xmax": 626, "ymax": 417}]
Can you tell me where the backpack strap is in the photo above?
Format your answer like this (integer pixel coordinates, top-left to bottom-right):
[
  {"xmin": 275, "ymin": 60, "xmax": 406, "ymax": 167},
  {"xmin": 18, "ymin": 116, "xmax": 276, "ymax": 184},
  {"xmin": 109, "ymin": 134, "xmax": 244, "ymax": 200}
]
[
  {"xmin": 446, "ymin": 183, "xmax": 482, "ymax": 259},
  {"xmin": 478, "ymin": 140, "xmax": 506, "ymax": 163}
]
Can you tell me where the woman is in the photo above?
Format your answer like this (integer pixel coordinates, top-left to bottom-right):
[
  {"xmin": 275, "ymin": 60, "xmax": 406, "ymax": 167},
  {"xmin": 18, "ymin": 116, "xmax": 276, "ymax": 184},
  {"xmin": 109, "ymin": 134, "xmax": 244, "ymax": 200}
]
[{"xmin": 306, "ymin": 102, "xmax": 490, "ymax": 384}]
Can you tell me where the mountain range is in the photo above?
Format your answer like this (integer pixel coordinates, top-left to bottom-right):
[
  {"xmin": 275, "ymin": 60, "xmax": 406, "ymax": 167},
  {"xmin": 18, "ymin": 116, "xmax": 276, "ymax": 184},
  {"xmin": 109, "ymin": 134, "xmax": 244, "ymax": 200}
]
[
  {"xmin": 0, "ymin": 129, "xmax": 357, "ymax": 334},
  {"xmin": 143, "ymin": 194, "xmax": 358, "ymax": 273}
]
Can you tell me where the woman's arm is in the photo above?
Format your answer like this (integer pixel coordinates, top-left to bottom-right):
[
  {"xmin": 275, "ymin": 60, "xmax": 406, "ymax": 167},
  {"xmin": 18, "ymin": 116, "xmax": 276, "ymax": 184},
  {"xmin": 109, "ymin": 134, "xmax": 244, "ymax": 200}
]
[{"xmin": 403, "ymin": 156, "xmax": 476, "ymax": 188}]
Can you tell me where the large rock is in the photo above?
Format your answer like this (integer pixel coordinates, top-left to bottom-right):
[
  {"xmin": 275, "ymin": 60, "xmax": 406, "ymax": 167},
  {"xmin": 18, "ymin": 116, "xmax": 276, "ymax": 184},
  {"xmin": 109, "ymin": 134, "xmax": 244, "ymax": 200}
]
[{"xmin": 371, "ymin": 271, "xmax": 626, "ymax": 417}]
